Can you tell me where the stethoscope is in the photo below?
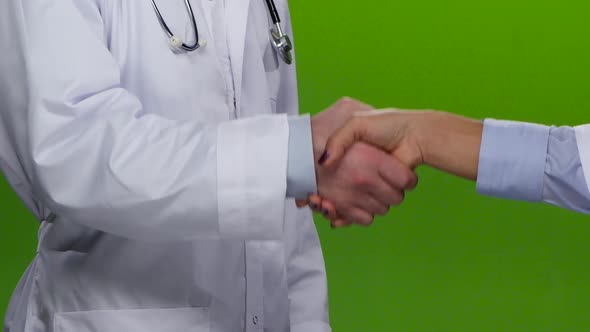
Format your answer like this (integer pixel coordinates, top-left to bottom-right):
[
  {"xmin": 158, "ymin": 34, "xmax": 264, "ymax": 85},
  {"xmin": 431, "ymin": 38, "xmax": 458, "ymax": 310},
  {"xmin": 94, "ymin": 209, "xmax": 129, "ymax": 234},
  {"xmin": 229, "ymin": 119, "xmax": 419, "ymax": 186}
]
[{"xmin": 150, "ymin": 0, "xmax": 293, "ymax": 65}]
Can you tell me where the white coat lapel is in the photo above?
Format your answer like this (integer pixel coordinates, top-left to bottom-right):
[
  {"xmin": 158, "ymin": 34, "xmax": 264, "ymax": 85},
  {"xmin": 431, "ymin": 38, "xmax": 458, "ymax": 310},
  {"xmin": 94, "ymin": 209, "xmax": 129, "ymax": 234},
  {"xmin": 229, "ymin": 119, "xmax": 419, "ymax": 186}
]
[{"xmin": 226, "ymin": 0, "xmax": 251, "ymax": 116}]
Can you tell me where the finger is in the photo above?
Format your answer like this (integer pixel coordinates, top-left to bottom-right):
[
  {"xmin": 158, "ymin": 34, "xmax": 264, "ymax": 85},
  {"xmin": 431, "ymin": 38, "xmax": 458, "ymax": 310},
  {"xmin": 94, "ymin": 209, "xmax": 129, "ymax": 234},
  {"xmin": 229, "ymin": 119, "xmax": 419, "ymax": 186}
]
[
  {"xmin": 319, "ymin": 200, "xmax": 338, "ymax": 219},
  {"xmin": 308, "ymin": 195, "xmax": 323, "ymax": 212},
  {"xmin": 354, "ymin": 195, "xmax": 389, "ymax": 216},
  {"xmin": 320, "ymin": 118, "xmax": 367, "ymax": 168},
  {"xmin": 378, "ymin": 156, "xmax": 419, "ymax": 191},
  {"xmin": 393, "ymin": 143, "xmax": 423, "ymax": 171},
  {"xmin": 368, "ymin": 196, "xmax": 391, "ymax": 215},
  {"xmin": 332, "ymin": 218, "xmax": 353, "ymax": 228},
  {"xmin": 372, "ymin": 180, "xmax": 405, "ymax": 207},
  {"xmin": 334, "ymin": 97, "xmax": 374, "ymax": 113},
  {"xmin": 318, "ymin": 201, "xmax": 352, "ymax": 227},
  {"xmin": 295, "ymin": 199, "xmax": 309, "ymax": 208},
  {"xmin": 342, "ymin": 207, "xmax": 374, "ymax": 226},
  {"xmin": 368, "ymin": 179, "xmax": 404, "ymax": 207},
  {"xmin": 351, "ymin": 101, "xmax": 374, "ymax": 113}
]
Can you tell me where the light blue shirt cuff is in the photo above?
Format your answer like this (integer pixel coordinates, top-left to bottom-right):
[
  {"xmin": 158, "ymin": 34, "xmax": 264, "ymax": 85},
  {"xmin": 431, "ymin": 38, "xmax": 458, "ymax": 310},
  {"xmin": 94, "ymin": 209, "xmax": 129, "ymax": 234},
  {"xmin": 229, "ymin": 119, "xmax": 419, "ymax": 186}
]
[
  {"xmin": 286, "ymin": 115, "xmax": 317, "ymax": 199},
  {"xmin": 476, "ymin": 119, "xmax": 551, "ymax": 201},
  {"xmin": 543, "ymin": 126, "xmax": 590, "ymax": 213}
]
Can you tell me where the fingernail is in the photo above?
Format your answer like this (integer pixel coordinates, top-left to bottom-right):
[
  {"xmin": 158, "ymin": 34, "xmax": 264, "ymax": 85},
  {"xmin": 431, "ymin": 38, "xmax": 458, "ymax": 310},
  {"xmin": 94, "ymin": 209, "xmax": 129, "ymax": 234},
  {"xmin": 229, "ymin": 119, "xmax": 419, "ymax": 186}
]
[
  {"xmin": 310, "ymin": 203, "xmax": 318, "ymax": 210},
  {"xmin": 318, "ymin": 151, "xmax": 329, "ymax": 165}
]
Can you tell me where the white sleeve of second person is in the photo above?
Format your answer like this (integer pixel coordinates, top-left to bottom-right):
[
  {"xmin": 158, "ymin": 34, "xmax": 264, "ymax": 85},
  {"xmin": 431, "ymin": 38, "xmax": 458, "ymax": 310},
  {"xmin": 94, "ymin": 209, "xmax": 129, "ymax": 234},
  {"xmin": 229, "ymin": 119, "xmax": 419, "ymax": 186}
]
[
  {"xmin": 14, "ymin": 1, "xmax": 310, "ymax": 242},
  {"xmin": 476, "ymin": 119, "xmax": 590, "ymax": 214}
]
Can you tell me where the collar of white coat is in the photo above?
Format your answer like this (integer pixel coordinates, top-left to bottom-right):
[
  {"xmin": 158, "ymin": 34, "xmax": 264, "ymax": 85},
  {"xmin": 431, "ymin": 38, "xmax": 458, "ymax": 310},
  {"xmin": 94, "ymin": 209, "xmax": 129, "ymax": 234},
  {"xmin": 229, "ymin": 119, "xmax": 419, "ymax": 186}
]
[
  {"xmin": 574, "ymin": 124, "xmax": 590, "ymax": 192},
  {"xmin": 225, "ymin": 0, "xmax": 251, "ymax": 114}
]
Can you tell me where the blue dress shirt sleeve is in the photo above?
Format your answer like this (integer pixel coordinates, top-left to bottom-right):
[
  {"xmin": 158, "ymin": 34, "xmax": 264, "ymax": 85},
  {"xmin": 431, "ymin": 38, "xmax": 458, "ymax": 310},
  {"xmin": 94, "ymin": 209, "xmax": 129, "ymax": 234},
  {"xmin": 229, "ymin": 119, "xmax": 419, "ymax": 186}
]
[
  {"xmin": 286, "ymin": 115, "xmax": 317, "ymax": 199},
  {"xmin": 477, "ymin": 119, "xmax": 590, "ymax": 214}
]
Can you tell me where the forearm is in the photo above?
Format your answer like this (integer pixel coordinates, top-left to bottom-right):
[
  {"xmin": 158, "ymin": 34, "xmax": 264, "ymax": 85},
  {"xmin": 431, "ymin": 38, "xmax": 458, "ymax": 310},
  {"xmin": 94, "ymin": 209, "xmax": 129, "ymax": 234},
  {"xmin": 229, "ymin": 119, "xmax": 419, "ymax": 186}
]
[{"xmin": 416, "ymin": 112, "xmax": 484, "ymax": 181}]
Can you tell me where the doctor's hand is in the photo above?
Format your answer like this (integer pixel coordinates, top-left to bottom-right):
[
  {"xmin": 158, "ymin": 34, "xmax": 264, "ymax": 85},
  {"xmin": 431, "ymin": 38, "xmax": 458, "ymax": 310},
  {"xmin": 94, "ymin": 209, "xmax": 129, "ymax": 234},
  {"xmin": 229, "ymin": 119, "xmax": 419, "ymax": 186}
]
[{"xmin": 309, "ymin": 105, "xmax": 418, "ymax": 226}]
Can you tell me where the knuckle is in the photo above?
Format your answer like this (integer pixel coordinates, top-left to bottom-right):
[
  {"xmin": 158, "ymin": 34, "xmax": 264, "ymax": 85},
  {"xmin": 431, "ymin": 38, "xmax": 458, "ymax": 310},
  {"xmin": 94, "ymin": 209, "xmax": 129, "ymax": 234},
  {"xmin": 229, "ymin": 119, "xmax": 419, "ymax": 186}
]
[
  {"xmin": 337, "ymin": 97, "xmax": 353, "ymax": 108},
  {"xmin": 378, "ymin": 206, "xmax": 389, "ymax": 216},
  {"xmin": 400, "ymin": 172, "xmax": 415, "ymax": 189},
  {"xmin": 389, "ymin": 191, "xmax": 405, "ymax": 206},
  {"xmin": 340, "ymin": 96, "xmax": 353, "ymax": 104},
  {"xmin": 405, "ymin": 174, "xmax": 419, "ymax": 190},
  {"xmin": 349, "ymin": 117, "xmax": 365, "ymax": 129},
  {"xmin": 360, "ymin": 217, "xmax": 374, "ymax": 226},
  {"xmin": 352, "ymin": 173, "xmax": 369, "ymax": 187},
  {"xmin": 339, "ymin": 206, "xmax": 354, "ymax": 218}
]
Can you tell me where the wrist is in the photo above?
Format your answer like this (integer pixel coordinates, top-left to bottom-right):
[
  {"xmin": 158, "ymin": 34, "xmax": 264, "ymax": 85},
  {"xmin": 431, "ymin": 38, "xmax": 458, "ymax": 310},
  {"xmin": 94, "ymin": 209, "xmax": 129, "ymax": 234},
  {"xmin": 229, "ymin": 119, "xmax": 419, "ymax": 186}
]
[
  {"xmin": 310, "ymin": 117, "xmax": 325, "ymax": 190},
  {"xmin": 416, "ymin": 111, "xmax": 484, "ymax": 179},
  {"xmin": 414, "ymin": 111, "xmax": 447, "ymax": 166},
  {"xmin": 310, "ymin": 117, "xmax": 328, "ymax": 160}
]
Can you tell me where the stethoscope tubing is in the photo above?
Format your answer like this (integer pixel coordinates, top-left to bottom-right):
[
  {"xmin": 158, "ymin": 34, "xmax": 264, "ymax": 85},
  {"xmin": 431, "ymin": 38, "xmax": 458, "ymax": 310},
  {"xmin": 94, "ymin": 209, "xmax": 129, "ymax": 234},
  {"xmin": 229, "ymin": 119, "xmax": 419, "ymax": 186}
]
[
  {"xmin": 151, "ymin": 0, "xmax": 201, "ymax": 51},
  {"xmin": 151, "ymin": 0, "xmax": 292, "ymax": 63}
]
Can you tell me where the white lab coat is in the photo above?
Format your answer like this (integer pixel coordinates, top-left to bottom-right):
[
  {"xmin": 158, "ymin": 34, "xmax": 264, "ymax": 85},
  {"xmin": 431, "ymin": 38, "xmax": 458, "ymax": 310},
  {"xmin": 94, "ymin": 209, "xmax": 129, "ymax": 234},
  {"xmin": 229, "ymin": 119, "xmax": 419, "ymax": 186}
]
[
  {"xmin": 0, "ymin": 0, "xmax": 330, "ymax": 331},
  {"xmin": 576, "ymin": 125, "xmax": 590, "ymax": 190}
]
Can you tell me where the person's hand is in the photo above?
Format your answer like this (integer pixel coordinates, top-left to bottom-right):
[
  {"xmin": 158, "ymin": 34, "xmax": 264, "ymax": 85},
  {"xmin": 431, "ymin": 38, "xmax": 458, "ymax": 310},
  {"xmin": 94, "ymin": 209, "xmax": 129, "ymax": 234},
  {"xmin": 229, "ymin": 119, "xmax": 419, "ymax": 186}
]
[
  {"xmin": 308, "ymin": 109, "xmax": 428, "ymax": 227},
  {"xmin": 307, "ymin": 106, "xmax": 418, "ymax": 226},
  {"xmin": 294, "ymin": 97, "xmax": 374, "ymax": 208},
  {"xmin": 322, "ymin": 109, "xmax": 429, "ymax": 169},
  {"xmin": 309, "ymin": 109, "xmax": 483, "ymax": 227},
  {"xmin": 314, "ymin": 142, "xmax": 417, "ymax": 225},
  {"xmin": 321, "ymin": 108, "xmax": 483, "ymax": 178},
  {"xmin": 308, "ymin": 97, "xmax": 375, "ymax": 151}
]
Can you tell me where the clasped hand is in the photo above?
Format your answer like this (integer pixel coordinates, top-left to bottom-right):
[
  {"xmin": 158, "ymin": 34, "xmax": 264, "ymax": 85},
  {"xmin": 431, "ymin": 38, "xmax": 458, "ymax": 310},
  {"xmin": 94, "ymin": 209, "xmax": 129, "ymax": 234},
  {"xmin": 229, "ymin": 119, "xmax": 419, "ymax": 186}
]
[{"xmin": 304, "ymin": 98, "xmax": 418, "ymax": 227}]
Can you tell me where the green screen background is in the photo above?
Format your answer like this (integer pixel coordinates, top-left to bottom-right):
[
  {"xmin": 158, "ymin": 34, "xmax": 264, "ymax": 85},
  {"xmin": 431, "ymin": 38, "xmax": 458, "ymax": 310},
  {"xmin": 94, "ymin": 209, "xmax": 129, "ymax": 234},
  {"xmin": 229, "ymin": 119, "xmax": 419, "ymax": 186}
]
[{"xmin": 2, "ymin": 0, "xmax": 590, "ymax": 330}]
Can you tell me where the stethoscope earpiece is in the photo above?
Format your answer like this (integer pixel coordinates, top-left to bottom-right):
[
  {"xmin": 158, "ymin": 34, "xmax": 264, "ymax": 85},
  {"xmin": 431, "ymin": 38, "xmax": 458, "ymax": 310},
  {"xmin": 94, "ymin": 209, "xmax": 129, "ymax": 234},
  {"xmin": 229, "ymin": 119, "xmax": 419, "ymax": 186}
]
[
  {"xmin": 169, "ymin": 36, "xmax": 183, "ymax": 49},
  {"xmin": 169, "ymin": 36, "xmax": 207, "ymax": 51}
]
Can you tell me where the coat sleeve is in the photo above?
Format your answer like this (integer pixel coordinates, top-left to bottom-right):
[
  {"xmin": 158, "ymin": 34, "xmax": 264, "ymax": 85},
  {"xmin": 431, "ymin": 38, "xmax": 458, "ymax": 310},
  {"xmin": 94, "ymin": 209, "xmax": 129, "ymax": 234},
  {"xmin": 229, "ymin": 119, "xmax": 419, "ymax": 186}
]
[
  {"xmin": 7, "ymin": 0, "xmax": 290, "ymax": 242},
  {"xmin": 477, "ymin": 119, "xmax": 590, "ymax": 214}
]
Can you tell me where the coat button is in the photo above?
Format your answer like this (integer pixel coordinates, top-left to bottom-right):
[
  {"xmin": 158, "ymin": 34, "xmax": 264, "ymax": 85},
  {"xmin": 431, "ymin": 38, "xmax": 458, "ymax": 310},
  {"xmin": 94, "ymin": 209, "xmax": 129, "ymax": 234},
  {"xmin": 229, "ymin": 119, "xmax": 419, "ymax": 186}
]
[{"xmin": 252, "ymin": 315, "xmax": 259, "ymax": 325}]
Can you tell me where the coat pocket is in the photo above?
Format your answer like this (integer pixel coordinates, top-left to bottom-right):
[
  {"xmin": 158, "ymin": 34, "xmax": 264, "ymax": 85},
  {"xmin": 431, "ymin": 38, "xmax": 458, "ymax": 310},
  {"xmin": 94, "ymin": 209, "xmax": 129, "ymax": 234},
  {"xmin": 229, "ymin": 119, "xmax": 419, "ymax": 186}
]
[{"xmin": 53, "ymin": 307, "xmax": 209, "ymax": 332}]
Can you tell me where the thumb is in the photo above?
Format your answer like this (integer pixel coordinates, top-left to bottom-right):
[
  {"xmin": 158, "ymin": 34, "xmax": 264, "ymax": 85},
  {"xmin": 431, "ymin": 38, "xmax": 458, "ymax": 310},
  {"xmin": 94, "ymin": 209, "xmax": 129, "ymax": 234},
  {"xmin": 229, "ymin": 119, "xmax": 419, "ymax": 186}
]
[
  {"xmin": 319, "ymin": 118, "xmax": 366, "ymax": 168},
  {"xmin": 392, "ymin": 143, "xmax": 422, "ymax": 170}
]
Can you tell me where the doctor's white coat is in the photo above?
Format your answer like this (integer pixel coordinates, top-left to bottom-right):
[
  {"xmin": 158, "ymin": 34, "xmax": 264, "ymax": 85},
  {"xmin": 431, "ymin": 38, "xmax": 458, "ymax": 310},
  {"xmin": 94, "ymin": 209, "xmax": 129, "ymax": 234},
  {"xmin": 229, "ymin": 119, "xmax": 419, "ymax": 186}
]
[{"xmin": 0, "ymin": 0, "xmax": 330, "ymax": 331}]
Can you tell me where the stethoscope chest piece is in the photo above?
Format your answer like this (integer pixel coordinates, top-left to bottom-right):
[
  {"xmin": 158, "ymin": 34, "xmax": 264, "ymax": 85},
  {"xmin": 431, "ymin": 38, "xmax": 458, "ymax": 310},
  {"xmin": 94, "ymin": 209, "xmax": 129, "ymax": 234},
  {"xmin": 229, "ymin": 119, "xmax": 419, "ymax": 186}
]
[
  {"xmin": 270, "ymin": 25, "xmax": 293, "ymax": 65},
  {"xmin": 265, "ymin": 0, "xmax": 293, "ymax": 65}
]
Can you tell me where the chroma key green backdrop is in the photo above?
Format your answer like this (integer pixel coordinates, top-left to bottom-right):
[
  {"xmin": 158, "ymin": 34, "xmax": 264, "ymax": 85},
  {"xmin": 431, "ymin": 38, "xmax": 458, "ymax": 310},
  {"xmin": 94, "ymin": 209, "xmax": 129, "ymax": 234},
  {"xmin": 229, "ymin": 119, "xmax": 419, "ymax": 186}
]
[{"xmin": 3, "ymin": 0, "xmax": 590, "ymax": 331}]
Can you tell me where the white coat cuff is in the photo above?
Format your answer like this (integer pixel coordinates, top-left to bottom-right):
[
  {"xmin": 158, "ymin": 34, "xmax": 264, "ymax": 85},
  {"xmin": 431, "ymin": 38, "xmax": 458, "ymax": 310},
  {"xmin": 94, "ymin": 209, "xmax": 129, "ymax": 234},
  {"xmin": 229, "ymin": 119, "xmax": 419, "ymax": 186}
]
[
  {"xmin": 291, "ymin": 321, "xmax": 332, "ymax": 332},
  {"xmin": 217, "ymin": 115, "xmax": 289, "ymax": 240},
  {"xmin": 286, "ymin": 115, "xmax": 317, "ymax": 199},
  {"xmin": 476, "ymin": 119, "xmax": 550, "ymax": 201}
]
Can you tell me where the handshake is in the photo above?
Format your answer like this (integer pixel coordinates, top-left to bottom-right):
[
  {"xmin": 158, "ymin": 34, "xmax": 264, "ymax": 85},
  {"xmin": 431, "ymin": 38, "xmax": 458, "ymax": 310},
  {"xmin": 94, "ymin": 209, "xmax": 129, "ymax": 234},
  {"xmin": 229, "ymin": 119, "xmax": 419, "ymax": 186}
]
[{"xmin": 301, "ymin": 97, "xmax": 483, "ymax": 228}]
